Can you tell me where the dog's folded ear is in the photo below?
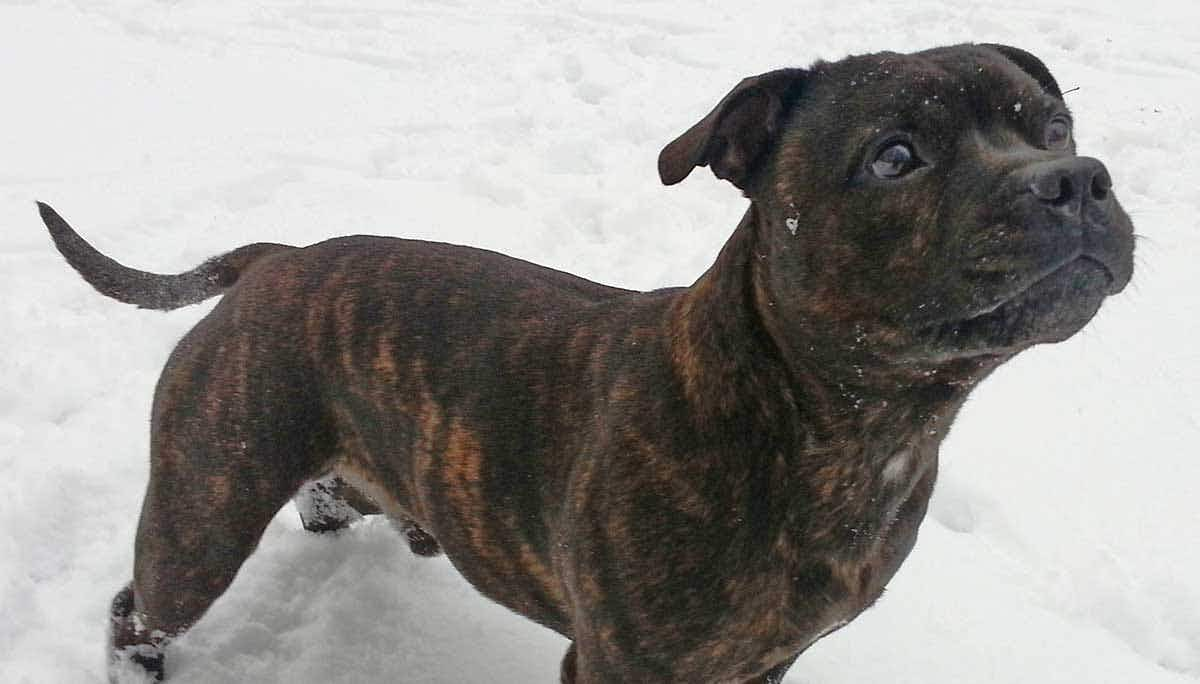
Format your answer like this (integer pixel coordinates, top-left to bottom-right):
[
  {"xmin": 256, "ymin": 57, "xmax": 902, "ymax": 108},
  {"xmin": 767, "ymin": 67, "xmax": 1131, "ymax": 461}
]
[
  {"xmin": 982, "ymin": 44, "xmax": 1064, "ymax": 100},
  {"xmin": 658, "ymin": 68, "xmax": 807, "ymax": 190}
]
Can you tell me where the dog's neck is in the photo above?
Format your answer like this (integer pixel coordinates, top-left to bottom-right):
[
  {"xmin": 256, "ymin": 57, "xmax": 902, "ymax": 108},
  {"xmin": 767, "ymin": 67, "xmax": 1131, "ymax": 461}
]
[
  {"xmin": 666, "ymin": 206, "xmax": 796, "ymax": 428},
  {"xmin": 667, "ymin": 204, "xmax": 999, "ymax": 441}
]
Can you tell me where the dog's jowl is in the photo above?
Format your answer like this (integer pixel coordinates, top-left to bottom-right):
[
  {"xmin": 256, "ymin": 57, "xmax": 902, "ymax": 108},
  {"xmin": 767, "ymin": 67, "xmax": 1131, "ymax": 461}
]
[{"xmin": 41, "ymin": 43, "xmax": 1133, "ymax": 683}]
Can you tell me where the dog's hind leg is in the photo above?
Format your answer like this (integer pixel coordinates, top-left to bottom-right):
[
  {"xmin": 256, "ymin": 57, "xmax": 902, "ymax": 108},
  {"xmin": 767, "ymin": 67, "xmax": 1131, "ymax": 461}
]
[
  {"xmin": 109, "ymin": 326, "xmax": 339, "ymax": 680},
  {"xmin": 109, "ymin": 449, "xmax": 317, "ymax": 680},
  {"xmin": 109, "ymin": 424, "xmax": 330, "ymax": 681}
]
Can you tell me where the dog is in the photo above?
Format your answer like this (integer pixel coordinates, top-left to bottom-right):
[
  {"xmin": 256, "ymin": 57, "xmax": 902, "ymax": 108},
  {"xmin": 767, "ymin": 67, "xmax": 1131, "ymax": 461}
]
[{"xmin": 39, "ymin": 43, "xmax": 1134, "ymax": 683}]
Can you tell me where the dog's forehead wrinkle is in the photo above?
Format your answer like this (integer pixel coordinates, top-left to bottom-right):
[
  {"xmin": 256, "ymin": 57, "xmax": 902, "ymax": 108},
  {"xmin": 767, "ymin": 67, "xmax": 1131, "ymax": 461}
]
[
  {"xmin": 789, "ymin": 71, "xmax": 1064, "ymax": 178},
  {"xmin": 831, "ymin": 48, "xmax": 1056, "ymax": 135},
  {"xmin": 968, "ymin": 126, "xmax": 1045, "ymax": 169},
  {"xmin": 789, "ymin": 64, "xmax": 999, "ymax": 160}
]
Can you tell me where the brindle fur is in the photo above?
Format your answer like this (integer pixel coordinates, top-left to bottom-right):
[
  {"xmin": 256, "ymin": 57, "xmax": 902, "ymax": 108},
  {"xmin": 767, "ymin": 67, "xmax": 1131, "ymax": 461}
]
[{"xmin": 40, "ymin": 43, "xmax": 1133, "ymax": 683}]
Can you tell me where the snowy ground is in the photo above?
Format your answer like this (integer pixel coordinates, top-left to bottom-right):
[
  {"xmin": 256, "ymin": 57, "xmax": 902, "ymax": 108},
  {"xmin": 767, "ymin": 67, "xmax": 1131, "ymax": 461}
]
[{"xmin": 1, "ymin": 1, "xmax": 1198, "ymax": 682}]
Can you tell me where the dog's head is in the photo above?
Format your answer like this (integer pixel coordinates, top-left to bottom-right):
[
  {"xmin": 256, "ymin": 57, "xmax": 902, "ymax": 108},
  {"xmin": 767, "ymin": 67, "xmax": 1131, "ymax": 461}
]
[{"xmin": 660, "ymin": 44, "xmax": 1134, "ymax": 366}]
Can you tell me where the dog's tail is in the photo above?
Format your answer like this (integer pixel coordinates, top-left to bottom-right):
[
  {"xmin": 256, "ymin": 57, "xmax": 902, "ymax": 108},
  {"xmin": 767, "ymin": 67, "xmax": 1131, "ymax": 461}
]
[{"xmin": 37, "ymin": 202, "xmax": 296, "ymax": 311}]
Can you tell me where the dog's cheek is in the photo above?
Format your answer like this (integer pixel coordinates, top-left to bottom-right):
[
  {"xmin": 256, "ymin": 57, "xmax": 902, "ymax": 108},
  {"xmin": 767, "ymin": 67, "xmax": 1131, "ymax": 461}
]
[
  {"xmin": 922, "ymin": 157, "xmax": 1018, "ymax": 315},
  {"xmin": 809, "ymin": 183, "xmax": 946, "ymax": 325}
]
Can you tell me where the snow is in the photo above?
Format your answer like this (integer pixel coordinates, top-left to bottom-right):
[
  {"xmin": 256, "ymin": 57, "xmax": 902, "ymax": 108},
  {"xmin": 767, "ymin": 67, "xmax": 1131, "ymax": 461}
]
[{"xmin": 1, "ymin": 1, "xmax": 1197, "ymax": 682}]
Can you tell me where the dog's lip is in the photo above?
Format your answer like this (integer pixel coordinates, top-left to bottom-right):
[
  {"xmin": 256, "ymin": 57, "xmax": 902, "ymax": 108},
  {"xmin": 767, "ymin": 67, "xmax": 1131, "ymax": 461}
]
[
  {"xmin": 907, "ymin": 253, "xmax": 1112, "ymax": 364},
  {"xmin": 961, "ymin": 250, "xmax": 1113, "ymax": 323}
]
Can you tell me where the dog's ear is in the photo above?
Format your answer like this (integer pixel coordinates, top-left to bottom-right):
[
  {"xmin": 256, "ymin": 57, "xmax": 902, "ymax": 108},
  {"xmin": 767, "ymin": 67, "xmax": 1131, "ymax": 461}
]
[
  {"xmin": 658, "ymin": 68, "xmax": 807, "ymax": 190},
  {"xmin": 983, "ymin": 44, "xmax": 1063, "ymax": 100}
]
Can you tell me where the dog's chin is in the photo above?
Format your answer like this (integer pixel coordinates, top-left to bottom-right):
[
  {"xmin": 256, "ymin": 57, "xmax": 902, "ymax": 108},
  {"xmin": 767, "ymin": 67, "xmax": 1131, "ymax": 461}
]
[{"xmin": 916, "ymin": 256, "xmax": 1112, "ymax": 363}]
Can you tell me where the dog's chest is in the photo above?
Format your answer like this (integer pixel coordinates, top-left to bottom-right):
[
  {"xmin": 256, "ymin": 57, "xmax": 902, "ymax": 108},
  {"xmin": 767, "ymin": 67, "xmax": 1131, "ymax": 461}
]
[
  {"xmin": 775, "ymin": 433, "xmax": 940, "ymax": 636},
  {"xmin": 812, "ymin": 432, "xmax": 935, "ymax": 538}
]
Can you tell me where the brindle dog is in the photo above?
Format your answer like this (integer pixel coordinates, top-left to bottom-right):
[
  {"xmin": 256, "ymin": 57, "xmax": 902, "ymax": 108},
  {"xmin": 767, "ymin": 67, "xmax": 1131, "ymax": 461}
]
[{"xmin": 40, "ymin": 43, "xmax": 1133, "ymax": 683}]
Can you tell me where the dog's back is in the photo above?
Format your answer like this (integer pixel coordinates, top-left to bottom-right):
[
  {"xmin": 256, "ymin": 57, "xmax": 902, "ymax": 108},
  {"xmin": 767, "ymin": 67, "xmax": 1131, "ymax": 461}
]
[{"xmin": 39, "ymin": 205, "xmax": 682, "ymax": 666}]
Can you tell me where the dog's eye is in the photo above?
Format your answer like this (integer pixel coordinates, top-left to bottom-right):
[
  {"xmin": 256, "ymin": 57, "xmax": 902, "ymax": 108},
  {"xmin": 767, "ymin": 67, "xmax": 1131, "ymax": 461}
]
[
  {"xmin": 1045, "ymin": 116, "xmax": 1072, "ymax": 151},
  {"xmin": 870, "ymin": 142, "xmax": 920, "ymax": 179}
]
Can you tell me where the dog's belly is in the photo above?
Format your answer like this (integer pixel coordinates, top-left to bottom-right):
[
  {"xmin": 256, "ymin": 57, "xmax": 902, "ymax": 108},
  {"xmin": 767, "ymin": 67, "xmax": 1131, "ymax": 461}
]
[{"xmin": 325, "ymin": 389, "xmax": 576, "ymax": 634}]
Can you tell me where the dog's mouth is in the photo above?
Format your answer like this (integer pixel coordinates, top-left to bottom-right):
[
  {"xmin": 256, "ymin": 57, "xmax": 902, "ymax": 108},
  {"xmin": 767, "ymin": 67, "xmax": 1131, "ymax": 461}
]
[
  {"xmin": 919, "ymin": 254, "xmax": 1114, "ymax": 361},
  {"xmin": 967, "ymin": 250, "xmax": 1115, "ymax": 316}
]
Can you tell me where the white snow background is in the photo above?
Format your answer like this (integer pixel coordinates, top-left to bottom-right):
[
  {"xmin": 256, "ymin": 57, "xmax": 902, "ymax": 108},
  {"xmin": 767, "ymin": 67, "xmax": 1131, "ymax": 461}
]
[{"xmin": 1, "ymin": 1, "xmax": 1198, "ymax": 682}]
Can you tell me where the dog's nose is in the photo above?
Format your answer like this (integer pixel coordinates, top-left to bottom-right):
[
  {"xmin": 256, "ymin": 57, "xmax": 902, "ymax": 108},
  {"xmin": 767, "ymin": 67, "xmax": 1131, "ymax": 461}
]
[{"xmin": 1026, "ymin": 157, "xmax": 1112, "ymax": 218}]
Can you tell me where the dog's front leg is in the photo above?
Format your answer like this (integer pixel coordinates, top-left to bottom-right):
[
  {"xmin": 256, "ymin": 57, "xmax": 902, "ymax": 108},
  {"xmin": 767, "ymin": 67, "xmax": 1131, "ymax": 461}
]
[
  {"xmin": 743, "ymin": 654, "xmax": 799, "ymax": 684},
  {"xmin": 559, "ymin": 642, "xmax": 578, "ymax": 684},
  {"xmin": 561, "ymin": 642, "xmax": 798, "ymax": 683},
  {"xmin": 559, "ymin": 639, "xmax": 670, "ymax": 684}
]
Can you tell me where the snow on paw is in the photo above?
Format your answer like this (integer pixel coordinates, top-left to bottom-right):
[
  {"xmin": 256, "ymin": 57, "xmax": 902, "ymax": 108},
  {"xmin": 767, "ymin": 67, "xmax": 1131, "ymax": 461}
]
[
  {"xmin": 295, "ymin": 478, "xmax": 363, "ymax": 533},
  {"xmin": 110, "ymin": 645, "xmax": 165, "ymax": 684},
  {"xmin": 398, "ymin": 519, "xmax": 441, "ymax": 557}
]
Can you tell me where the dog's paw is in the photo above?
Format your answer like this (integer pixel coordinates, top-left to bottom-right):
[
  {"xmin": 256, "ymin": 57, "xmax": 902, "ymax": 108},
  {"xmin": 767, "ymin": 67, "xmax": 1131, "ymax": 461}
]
[
  {"xmin": 295, "ymin": 478, "xmax": 364, "ymax": 533},
  {"xmin": 400, "ymin": 520, "xmax": 442, "ymax": 557},
  {"xmin": 109, "ymin": 644, "xmax": 165, "ymax": 683},
  {"xmin": 109, "ymin": 584, "xmax": 167, "ymax": 682}
]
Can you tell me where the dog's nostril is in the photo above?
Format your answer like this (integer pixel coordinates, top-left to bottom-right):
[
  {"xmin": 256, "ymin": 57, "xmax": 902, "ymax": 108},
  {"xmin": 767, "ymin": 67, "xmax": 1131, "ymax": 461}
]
[
  {"xmin": 1091, "ymin": 172, "xmax": 1111, "ymax": 201},
  {"xmin": 1051, "ymin": 176, "xmax": 1074, "ymax": 207}
]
